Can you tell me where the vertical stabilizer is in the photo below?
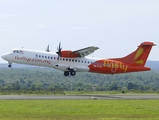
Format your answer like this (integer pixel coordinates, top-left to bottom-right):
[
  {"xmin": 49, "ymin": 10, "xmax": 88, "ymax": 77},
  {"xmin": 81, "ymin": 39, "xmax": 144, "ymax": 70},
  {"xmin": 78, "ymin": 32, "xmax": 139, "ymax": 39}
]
[{"xmin": 112, "ymin": 42, "xmax": 156, "ymax": 66}]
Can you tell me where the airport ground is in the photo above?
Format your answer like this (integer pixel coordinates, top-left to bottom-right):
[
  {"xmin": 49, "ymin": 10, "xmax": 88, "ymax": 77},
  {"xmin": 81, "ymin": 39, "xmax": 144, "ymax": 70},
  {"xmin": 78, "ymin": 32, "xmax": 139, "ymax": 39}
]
[
  {"xmin": 0, "ymin": 94, "xmax": 159, "ymax": 120},
  {"xmin": 0, "ymin": 67, "xmax": 159, "ymax": 119},
  {"xmin": 0, "ymin": 94, "xmax": 159, "ymax": 100}
]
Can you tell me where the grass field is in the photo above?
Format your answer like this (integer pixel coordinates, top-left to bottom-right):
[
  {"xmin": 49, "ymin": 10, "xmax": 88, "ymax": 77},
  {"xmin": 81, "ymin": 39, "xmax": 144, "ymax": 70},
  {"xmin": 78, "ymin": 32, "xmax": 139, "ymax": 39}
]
[{"xmin": 0, "ymin": 100, "xmax": 159, "ymax": 120}]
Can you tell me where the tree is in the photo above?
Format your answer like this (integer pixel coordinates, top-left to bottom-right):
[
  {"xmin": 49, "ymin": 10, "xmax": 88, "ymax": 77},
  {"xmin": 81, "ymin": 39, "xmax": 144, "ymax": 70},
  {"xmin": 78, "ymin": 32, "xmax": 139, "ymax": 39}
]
[
  {"xmin": 12, "ymin": 81, "xmax": 21, "ymax": 90},
  {"xmin": 109, "ymin": 83, "xmax": 118, "ymax": 90},
  {"xmin": 127, "ymin": 82, "xmax": 134, "ymax": 90},
  {"xmin": 0, "ymin": 79, "xmax": 5, "ymax": 87}
]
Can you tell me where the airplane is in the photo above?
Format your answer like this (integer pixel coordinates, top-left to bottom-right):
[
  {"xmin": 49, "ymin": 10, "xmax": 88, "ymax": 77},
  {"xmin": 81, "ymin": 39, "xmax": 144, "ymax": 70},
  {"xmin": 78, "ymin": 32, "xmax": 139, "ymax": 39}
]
[{"xmin": 1, "ymin": 41, "xmax": 156, "ymax": 76}]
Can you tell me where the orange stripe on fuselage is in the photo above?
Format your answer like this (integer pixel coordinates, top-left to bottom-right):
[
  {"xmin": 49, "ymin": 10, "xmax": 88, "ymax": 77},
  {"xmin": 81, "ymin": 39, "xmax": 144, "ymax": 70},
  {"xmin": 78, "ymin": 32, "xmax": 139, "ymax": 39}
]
[
  {"xmin": 88, "ymin": 60, "xmax": 128, "ymax": 74},
  {"xmin": 88, "ymin": 60, "xmax": 150, "ymax": 74},
  {"xmin": 103, "ymin": 60, "xmax": 128, "ymax": 72}
]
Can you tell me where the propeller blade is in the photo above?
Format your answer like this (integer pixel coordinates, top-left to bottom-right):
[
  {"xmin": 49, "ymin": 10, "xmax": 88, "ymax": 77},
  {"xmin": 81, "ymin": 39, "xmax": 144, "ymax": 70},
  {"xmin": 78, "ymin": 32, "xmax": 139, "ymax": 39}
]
[{"xmin": 56, "ymin": 42, "xmax": 62, "ymax": 60}]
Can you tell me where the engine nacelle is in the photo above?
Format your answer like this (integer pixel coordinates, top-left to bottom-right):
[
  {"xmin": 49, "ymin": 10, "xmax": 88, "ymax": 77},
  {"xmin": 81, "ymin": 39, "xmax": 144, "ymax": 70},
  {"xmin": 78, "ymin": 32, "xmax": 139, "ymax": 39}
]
[{"xmin": 60, "ymin": 50, "xmax": 80, "ymax": 58}]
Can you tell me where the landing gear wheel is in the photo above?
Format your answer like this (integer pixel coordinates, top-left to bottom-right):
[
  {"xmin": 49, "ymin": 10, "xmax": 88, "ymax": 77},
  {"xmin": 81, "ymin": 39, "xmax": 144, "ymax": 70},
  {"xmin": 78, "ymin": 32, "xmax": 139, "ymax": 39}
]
[
  {"xmin": 64, "ymin": 71, "xmax": 69, "ymax": 76},
  {"xmin": 8, "ymin": 63, "xmax": 12, "ymax": 68},
  {"xmin": 8, "ymin": 65, "xmax": 12, "ymax": 68},
  {"xmin": 70, "ymin": 71, "xmax": 76, "ymax": 76}
]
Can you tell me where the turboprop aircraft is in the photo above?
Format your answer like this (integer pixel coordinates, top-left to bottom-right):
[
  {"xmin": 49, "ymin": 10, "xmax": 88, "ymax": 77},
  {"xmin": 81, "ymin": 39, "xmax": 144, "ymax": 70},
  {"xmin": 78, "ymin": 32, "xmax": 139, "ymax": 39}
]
[{"xmin": 1, "ymin": 42, "xmax": 156, "ymax": 76}]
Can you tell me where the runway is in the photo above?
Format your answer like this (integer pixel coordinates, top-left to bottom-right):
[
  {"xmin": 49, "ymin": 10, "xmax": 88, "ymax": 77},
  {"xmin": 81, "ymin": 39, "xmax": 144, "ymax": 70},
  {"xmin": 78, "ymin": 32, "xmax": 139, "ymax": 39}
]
[{"xmin": 0, "ymin": 94, "xmax": 159, "ymax": 100}]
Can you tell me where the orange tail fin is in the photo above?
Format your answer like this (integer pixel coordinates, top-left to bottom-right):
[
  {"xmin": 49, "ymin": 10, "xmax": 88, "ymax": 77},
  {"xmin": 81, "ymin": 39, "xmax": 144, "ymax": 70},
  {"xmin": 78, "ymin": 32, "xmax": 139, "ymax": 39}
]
[{"xmin": 112, "ymin": 42, "xmax": 156, "ymax": 66}]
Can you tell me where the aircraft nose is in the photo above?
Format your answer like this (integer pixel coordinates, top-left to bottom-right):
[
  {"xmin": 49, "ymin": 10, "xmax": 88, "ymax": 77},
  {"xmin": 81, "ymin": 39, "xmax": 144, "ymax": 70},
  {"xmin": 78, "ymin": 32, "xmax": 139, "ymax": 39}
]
[{"xmin": 1, "ymin": 53, "xmax": 8, "ymax": 60}]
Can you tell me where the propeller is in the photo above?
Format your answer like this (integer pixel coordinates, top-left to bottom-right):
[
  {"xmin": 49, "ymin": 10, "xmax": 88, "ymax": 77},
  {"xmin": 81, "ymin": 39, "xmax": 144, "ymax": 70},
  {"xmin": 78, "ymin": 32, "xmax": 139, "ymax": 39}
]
[{"xmin": 56, "ymin": 42, "xmax": 62, "ymax": 59}]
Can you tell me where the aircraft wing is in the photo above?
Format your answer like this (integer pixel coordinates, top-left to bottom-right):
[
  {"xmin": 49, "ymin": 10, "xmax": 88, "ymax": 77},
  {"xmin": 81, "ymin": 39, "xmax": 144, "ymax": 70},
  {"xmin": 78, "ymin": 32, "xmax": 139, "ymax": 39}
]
[{"xmin": 73, "ymin": 46, "xmax": 99, "ymax": 57}]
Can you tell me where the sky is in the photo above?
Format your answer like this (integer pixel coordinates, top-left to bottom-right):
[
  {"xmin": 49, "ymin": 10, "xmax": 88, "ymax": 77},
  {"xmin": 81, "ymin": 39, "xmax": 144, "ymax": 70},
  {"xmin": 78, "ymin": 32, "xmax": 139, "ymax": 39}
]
[{"xmin": 0, "ymin": 0, "xmax": 159, "ymax": 63}]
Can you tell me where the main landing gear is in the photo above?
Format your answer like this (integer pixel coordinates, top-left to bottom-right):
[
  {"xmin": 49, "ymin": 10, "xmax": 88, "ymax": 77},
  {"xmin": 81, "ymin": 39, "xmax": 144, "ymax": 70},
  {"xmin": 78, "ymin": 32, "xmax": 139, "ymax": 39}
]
[{"xmin": 64, "ymin": 68, "xmax": 76, "ymax": 76}]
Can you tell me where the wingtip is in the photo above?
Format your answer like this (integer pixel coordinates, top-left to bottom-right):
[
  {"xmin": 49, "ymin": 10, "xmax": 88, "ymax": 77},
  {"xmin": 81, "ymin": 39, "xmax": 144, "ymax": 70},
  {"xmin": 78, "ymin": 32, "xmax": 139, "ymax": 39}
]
[
  {"xmin": 153, "ymin": 43, "xmax": 157, "ymax": 46},
  {"xmin": 94, "ymin": 46, "xmax": 100, "ymax": 49}
]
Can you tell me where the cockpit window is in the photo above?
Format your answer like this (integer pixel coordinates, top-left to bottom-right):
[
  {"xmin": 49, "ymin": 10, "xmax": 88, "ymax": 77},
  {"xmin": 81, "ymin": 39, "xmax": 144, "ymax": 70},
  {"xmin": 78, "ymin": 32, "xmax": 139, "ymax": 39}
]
[
  {"xmin": 13, "ymin": 50, "xmax": 17, "ymax": 53},
  {"xmin": 13, "ymin": 50, "xmax": 24, "ymax": 54}
]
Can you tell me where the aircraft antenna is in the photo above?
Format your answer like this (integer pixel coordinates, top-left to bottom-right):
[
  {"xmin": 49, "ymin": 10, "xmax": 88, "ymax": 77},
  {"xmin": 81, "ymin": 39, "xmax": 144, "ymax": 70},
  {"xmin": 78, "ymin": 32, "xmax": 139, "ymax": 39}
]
[{"xmin": 46, "ymin": 44, "xmax": 50, "ymax": 52}]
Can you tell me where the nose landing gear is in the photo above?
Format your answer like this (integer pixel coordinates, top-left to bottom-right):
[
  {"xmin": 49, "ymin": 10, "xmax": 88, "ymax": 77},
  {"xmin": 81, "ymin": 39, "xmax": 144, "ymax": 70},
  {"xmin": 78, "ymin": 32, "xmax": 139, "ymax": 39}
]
[{"xmin": 8, "ymin": 62, "xmax": 12, "ymax": 68}]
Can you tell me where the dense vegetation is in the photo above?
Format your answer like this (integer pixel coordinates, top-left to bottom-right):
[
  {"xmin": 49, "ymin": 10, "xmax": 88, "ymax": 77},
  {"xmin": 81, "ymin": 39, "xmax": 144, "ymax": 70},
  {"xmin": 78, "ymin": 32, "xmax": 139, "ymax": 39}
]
[{"xmin": 0, "ymin": 62, "xmax": 159, "ymax": 94}]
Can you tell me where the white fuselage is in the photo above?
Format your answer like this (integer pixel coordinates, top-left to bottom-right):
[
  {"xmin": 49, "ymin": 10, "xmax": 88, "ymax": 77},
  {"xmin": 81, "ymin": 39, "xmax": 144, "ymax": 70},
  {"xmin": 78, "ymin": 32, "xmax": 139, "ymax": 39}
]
[{"xmin": 1, "ymin": 48, "xmax": 99, "ymax": 72}]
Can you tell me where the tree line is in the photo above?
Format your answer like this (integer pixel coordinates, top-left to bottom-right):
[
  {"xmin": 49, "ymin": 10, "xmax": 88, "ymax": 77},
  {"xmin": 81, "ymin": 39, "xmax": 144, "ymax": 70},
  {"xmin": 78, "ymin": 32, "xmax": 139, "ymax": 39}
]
[{"xmin": 0, "ymin": 67, "xmax": 159, "ymax": 94}]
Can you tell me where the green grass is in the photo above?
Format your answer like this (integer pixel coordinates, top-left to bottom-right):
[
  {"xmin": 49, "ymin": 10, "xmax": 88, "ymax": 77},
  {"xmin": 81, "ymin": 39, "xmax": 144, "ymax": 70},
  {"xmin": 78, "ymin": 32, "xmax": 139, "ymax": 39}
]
[{"xmin": 0, "ymin": 100, "xmax": 159, "ymax": 120}]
